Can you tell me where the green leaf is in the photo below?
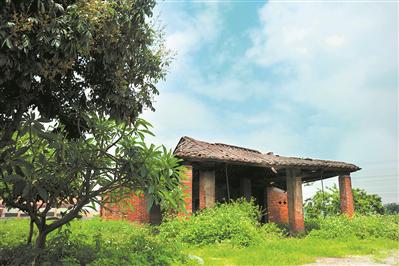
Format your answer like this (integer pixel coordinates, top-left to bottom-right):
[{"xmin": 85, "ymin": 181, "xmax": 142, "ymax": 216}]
[
  {"xmin": 37, "ymin": 186, "xmax": 48, "ymax": 201},
  {"xmin": 39, "ymin": 153, "xmax": 46, "ymax": 164},
  {"xmin": 2, "ymin": 38, "xmax": 12, "ymax": 49},
  {"xmin": 148, "ymin": 185, "xmax": 154, "ymax": 194},
  {"xmin": 146, "ymin": 196, "xmax": 154, "ymax": 212},
  {"xmin": 15, "ymin": 146, "xmax": 29, "ymax": 156},
  {"xmin": 37, "ymin": 117, "xmax": 52, "ymax": 123},
  {"xmin": 140, "ymin": 167, "xmax": 148, "ymax": 178},
  {"xmin": 54, "ymin": 3, "xmax": 65, "ymax": 13},
  {"xmin": 168, "ymin": 169, "xmax": 173, "ymax": 177},
  {"xmin": 4, "ymin": 174, "xmax": 24, "ymax": 183},
  {"xmin": 22, "ymin": 183, "xmax": 31, "ymax": 198}
]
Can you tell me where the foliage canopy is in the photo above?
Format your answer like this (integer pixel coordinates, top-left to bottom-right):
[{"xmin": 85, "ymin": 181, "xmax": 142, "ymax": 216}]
[
  {"xmin": 0, "ymin": 0, "xmax": 175, "ymax": 250},
  {"xmin": 0, "ymin": 0, "xmax": 168, "ymax": 143},
  {"xmin": 0, "ymin": 113, "xmax": 184, "ymax": 248},
  {"xmin": 304, "ymin": 184, "xmax": 385, "ymax": 218}
]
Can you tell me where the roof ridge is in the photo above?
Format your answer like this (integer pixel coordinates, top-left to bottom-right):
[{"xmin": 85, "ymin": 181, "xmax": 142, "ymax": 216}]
[
  {"xmin": 214, "ymin": 142, "xmax": 261, "ymax": 154},
  {"xmin": 173, "ymin": 136, "xmax": 360, "ymax": 172},
  {"xmin": 181, "ymin": 136, "xmax": 261, "ymax": 154}
]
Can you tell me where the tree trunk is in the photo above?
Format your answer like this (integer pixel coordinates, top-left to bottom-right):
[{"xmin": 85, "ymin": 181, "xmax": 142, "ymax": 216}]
[
  {"xmin": 35, "ymin": 230, "xmax": 47, "ymax": 249},
  {"xmin": 27, "ymin": 219, "xmax": 34, "ymax": 244}
]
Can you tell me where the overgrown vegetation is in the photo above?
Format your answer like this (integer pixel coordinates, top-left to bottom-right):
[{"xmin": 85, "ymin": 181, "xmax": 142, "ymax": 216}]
[
  {"xmin": 385, "ymin": 202, "xmax": 399, "ymax": 214},
  {"xmin": 1, "ymin": 201, "xmax": 398, "ymax": 265},
  {"xmin": 304, "ymin": 185, "xmax": 385, "ymax": 218},
  {"xmin": 0, "ymin": 114, "xmax": 185, "ymax": 249},
  {"xmin": 306, "ymin": 215, "xmax": 399, "ymax": 240},
  {"xmin": 158, "ymin": 200, "xmax": 285, "ymax": 246},
  {"xmin": 0, "ymin": 218, "xmax": 187, "ymax": 266}
]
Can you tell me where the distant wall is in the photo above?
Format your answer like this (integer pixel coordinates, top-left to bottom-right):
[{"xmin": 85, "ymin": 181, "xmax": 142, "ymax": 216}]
[
  {"xmin": 101, "ymin": 193, "xmax": 150, "ymax": 223},
  {"xmin": 0, "ymin": 202, "xmax": 98, "ymax": 219},
  {"xmin": 101, "ymin": 166, "xmax": 194, "ymax": 223}
]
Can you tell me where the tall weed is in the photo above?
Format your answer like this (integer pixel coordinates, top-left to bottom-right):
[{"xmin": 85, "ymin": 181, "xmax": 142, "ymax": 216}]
[
  {"xmin": 307, "ymin": 215, "xmax": 399, "ymax": 240},
  {"xmin": 159, "ymin": 199, "xmax": 284, "ymax": 246}
]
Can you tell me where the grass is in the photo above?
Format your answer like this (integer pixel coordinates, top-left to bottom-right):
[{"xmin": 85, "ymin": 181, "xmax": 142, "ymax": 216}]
[
  {"xmin": 1, "ymin": 218, "xmax": 398, "ymax": 265},
  {"xmin": 184, "ymin": 238, "xmax": 399, "ymax": 265},
  {"xmin": 0, "ymin": 217, "xmax": 150, "ymax": 247}
]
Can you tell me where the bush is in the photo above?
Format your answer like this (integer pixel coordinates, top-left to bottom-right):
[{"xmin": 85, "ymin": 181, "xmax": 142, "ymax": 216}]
[
  {"xmin": 307, "ymin": 215, "xmax": 399, "ymax": 240},
  {"xmin": 0, "ymin": 218, "xmax": 186, "ymax": 266},
  {"xmin": 304, "ymin": 217, "xmax": 322, "ymax": 233},
  {"xmin": 159, "ymin": 199, "xmax": 283, "ymax": 246},
  {"xmin": 94, "ymin": 227, "xmax": 188, "ymax": 266},
  {"xmin": 385, "ymin": 203, "xmax": 399, "ymax": 214},
  {"xmin": 304, "ymin": 185, "xmax": 385, "ymax": 218},
  {"xmin": 259, "ymin": 223, "xmax": 287, "ymax": 238}
]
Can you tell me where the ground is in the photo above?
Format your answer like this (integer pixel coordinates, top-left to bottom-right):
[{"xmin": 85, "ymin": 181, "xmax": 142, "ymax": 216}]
[
  {"xmin": 305, "ymin": 252, "xmax": 399, "ymax": 266},
  {"xmin": 185, "ymin": 239, "xmax": 399, "ymax": 266}
]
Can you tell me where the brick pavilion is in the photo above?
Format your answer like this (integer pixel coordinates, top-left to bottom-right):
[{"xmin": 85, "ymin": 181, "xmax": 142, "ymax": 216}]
[{"xmin": 101, "ymin": 136, "xmax": 361, "ymax": 234}]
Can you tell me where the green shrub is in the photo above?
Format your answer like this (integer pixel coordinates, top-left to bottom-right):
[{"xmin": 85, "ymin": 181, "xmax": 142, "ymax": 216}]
[
  {"xmin": 0, "ymin": 245, "xmax": 43, "ymax": 266},
  {"xmin": 304, "ymin": 185, "xmax": 385, "ymax": 218},
  {"xmin": 259, "ymin": 223, "xmax": 287, "ymax": 238},
  {"xmin": 159, "ymin": 199, "xmax": 281, "ymax": 246},
  {"xmin": 305, "ymin": 217, "xmax": 322, "ymax": 233},
  {"xmin": 0, "ymin": 218, "xmax": 187, "ymax": 266},
  {"xmin": 91, "ymin": 232, "xmax": 186, "ymax": 266},
  {"xmin": 307, "ymin": 215, "xmax": 399, "ymax": 240}
]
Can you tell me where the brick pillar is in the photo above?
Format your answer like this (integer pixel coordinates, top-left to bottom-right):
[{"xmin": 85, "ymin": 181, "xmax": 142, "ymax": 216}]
[
  {"xmin": 179, "ymin": 165, "xmax": 193, "ymax": 215},
  {"xmin": 199, "ymin": 169, "xmax": 215, "ymax": 209},
  {"xmin": 240, "ymin": 178, "xmax": 252, "ymax": 202},
  {"xmin": 267, "ymin": 187, "xmax": 288, "ymax": 225},
  {"xmin": 339, "ymin": 175, "xmax": 355, "ymax": 218},
  {"xmin": 286, "ymin": 169, "xmax": 305, "ymax": 235}
]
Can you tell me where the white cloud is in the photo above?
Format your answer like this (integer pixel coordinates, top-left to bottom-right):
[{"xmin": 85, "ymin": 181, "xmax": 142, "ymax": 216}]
[
  {"xmin": 245, "ymin": 2, "xmax": 398, "ymax": 202},
  {"xmin": 163, "ymin": 3, "xmax": 222, "ymax": 73},
  {"xmin": 142, "ymin": 90, "xmax": 221, "ymax": 149},
  {"xmin": 325, "ymin": 35, "xmax": 345, "ymax": 47},
  {"xmin": 148, "ymin": 2, "xmax": 397, "ymax": 203}
]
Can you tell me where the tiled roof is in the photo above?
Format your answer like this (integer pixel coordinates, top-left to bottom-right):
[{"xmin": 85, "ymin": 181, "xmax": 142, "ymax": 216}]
[{"xmin": 173, "ymin": 136, "xmax": 360, "ymax": 172}]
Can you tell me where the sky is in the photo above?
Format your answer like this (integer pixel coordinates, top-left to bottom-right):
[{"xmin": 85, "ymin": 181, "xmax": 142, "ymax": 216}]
[{"xmin": 143, "ymin": 0, "xmax": 398, "ymax": 203}]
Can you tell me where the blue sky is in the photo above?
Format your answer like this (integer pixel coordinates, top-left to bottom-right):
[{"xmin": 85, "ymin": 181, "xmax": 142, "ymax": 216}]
[{"xmin": 143, "ymin": 1, "xmax": 398, "ymax": 203}]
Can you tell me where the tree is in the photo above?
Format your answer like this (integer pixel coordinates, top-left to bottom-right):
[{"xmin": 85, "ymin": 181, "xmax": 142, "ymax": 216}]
[
  {"xmin": 0, "ymin": 0, "xmax": 169, "ymax": 146},
  {"xmin": 384, "ymin": 203, "xmax": 399, "ymax": 214},
  {"xmin": 304, "ymin": 185, "xmax": 385, "ymax": 218},
  {"xmin": 0, "ymin": 113, "xmax": 185, "ymax": 249},
  {"xmin": 0, "ymin": 0, "xmax": 175, "ymax": 249},
  {"xmin": 0, "ymin": 0, "xmax": 179, "ymax": 250}
]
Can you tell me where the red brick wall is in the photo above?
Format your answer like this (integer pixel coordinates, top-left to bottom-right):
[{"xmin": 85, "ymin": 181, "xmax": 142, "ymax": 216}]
[
  {"xmin": 178, "ymin": 165, "xmax": 193, "ymax": 216},
  {"xmin": 339, "ymin": 175, "xmax": 355, "ymax": 218},
  {"xmin": 101, "ymin": 165, "xmax": 194, "ymax": 222},
  {"xmin": 267, "ymin": 187, "xmax": 288, "ymax": 225},
  {"xmin": 101, "ymin": 193, "xmax": 149, "ymax": 223}
]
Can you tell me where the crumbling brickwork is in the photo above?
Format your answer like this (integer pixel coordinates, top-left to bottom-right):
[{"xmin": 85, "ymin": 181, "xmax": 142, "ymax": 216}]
[
  {"xmin": 267, "ymin": 187, "xmax": 289, "ymax": 225},
  {"xmin": 101, "ymin": 165, "xmax": 194, "ymax": 222},
  {"xmin": 101, "ymin": 193, "xmax": 150, "ymax": 223}
]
